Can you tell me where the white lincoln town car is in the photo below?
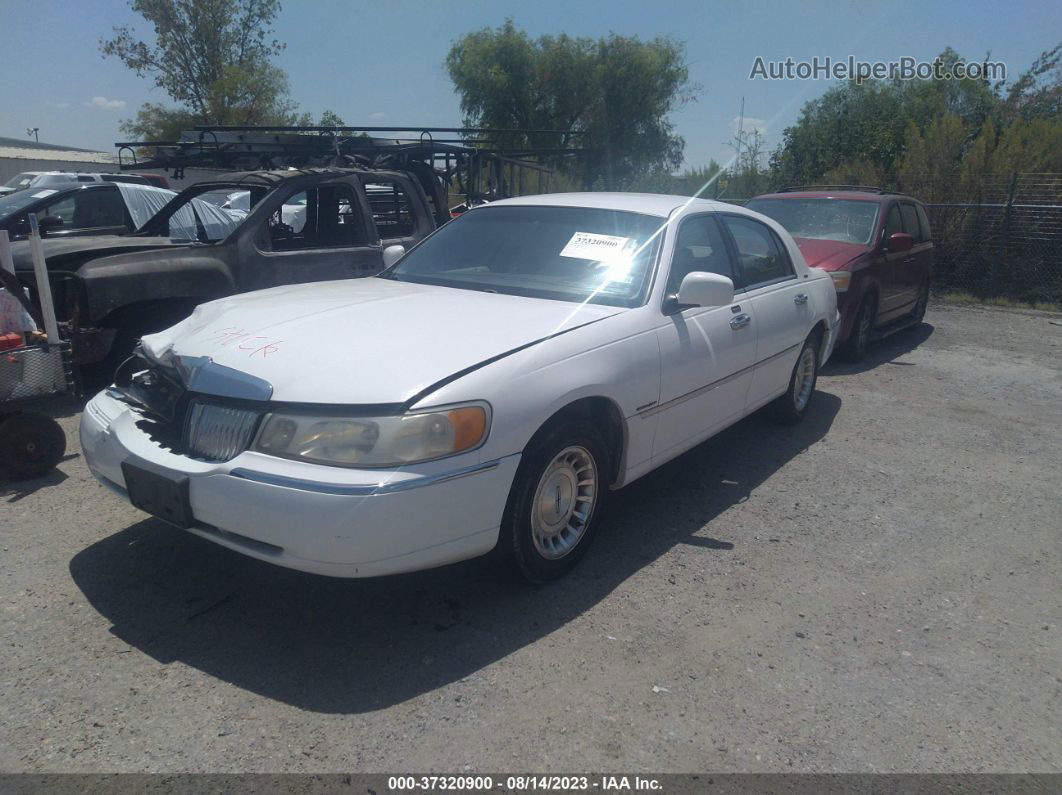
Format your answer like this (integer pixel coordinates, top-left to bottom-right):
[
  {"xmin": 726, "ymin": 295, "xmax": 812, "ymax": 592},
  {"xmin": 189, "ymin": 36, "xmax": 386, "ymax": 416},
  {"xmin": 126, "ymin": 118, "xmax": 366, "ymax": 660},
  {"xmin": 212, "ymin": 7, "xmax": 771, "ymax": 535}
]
[{"xmin": 81, "ymin": 193, "xmax": 839, "ymax": 582}]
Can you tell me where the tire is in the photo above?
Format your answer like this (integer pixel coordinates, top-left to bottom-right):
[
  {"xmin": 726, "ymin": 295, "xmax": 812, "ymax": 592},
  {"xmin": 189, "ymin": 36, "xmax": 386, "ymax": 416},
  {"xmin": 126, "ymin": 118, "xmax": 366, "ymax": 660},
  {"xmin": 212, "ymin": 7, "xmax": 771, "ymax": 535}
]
[
  {"xmin": 499, "ymin": 420, "xmax": 610, "ymax": 583},
  {"xmin": 771, "ymin": 333, "xmax": 820, "ymax": 425},
  {"xmin": 839, "ymin": 293, "xmax": 876, "ymax": 362},
  {"xmin": 0, "ymin": 412, "xmax": 67, "ymax": 481},
  {"xmin": 912, "ymin": 281, "xmax": 929, "ymax": 323}
]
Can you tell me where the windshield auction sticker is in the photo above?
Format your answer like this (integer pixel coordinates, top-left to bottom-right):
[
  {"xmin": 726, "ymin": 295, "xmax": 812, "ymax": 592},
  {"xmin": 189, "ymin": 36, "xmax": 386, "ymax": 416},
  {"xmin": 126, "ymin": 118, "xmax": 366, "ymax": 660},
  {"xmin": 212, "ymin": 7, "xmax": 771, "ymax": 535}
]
[{"xmin": 559, "ymin": 232, "xmax": 631, "ymax": 261}]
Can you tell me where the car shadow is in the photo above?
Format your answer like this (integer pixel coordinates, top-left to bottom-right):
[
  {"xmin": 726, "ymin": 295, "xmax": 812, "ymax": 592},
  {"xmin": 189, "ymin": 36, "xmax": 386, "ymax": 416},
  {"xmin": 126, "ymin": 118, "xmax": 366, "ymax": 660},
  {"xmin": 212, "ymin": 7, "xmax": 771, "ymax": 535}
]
[
  {"xmin": 823, "ymin": 321, "xmax": 934, "ymax": 376},
  {"xmin": 68, "ymin": 392, "xmax": 841, "ymax": 715}
]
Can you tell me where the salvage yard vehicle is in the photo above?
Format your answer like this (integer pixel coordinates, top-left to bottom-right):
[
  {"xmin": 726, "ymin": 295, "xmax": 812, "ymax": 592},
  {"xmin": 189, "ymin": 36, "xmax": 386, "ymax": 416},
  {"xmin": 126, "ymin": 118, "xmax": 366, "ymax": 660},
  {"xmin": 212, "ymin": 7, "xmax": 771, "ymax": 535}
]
[
  {"xmin": 6, "ymin": 167, "xmax": 435, "ymax": 366},
  {"xmin": 0, "ymin": 182, "xmax": 177, "ymax": 241},
  {"xmin": 746, "ymin": 186, "xmax": 933, "ymax": 361},
  {"xmin": 0, "ymin": 171, "xmax": 150, "ymax": 196},
  {"xmin": 81, "ymin": 193, "xmax": 839, "ymax": 582}
]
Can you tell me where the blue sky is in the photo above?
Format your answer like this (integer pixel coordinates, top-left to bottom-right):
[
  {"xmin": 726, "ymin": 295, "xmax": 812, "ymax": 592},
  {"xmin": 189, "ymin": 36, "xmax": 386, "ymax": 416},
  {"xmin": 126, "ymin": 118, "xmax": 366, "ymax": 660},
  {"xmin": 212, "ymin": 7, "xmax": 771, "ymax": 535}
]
[{"xmin": 1, "ymin": 0, "xmax": 1059, "ymax": 170}]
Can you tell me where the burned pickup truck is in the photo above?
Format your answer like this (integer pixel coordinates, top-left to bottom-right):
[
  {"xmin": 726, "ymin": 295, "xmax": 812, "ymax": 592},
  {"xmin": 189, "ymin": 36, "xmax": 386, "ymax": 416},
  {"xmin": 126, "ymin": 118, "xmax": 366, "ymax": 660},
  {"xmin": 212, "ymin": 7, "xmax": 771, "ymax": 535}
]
[{"xmin": 9, "ymin": 165, "xmax": 443, "ymax": 368}]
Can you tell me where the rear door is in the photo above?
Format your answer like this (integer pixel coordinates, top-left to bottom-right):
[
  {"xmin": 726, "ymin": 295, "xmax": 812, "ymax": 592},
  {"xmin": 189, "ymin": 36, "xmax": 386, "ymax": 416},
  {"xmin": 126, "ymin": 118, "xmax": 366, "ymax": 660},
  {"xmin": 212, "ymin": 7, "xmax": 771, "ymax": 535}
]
[
  {"xmin": 359, "ymin": 173, "xmax": 434, "ymax": 252},
  {"xmin": 239, "ymin": 178, "xmax": 384, "ymax": 290},
  {"xmin": 719, "ymin": 213, "xmax": 813, "ymax": 410},
  {"xmin": 651, "ymin": 214, "xmax": 757, "ymax": 463}
]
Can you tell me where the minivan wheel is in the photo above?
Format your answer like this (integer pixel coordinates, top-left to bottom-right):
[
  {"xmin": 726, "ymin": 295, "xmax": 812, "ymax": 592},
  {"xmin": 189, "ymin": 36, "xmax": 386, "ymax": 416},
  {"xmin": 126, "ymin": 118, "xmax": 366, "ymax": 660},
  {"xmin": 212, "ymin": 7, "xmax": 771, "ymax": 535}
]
[
  {"xmin": 913, "ymin": 282, "xmax": 929, "ymax": 323},
  {"xmin": 500, "ymin": 421, "xmax": 609, "ymax": 583},
  {"xmin": 771, "ymin": 334, "xmax": 820, "ymax": 425},
  {"xmin": 839, "ymin": 294, "xmax": 876, "ymax": 362}
]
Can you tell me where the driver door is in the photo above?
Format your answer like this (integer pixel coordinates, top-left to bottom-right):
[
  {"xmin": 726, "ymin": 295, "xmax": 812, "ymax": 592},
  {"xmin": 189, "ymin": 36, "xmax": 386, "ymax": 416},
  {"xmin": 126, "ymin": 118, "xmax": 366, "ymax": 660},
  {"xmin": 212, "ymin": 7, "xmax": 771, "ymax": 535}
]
[
  {"xmin": 239, "ymin": 178, "xmax": 384, "ymax": 291},
  {"xmin": 651, "ymin": 214, "xmax": 757, "ymax": 464}
]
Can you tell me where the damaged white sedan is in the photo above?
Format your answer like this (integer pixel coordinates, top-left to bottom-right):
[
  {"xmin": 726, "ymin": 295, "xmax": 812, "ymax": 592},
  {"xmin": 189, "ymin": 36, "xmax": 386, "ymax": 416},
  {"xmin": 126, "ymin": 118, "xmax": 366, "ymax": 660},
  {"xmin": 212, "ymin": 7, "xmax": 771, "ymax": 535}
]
[{"xmin": 81, "ymin": 193, "xmax": 839, "ymax": 582}]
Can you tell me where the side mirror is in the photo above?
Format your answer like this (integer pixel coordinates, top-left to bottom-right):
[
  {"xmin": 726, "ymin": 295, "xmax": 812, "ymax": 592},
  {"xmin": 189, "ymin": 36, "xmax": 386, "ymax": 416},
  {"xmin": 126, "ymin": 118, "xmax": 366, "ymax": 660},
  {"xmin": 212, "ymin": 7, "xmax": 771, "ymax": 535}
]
[
  {"xmin": 886, "ymin": 232, "xmax": 913, "ymax": 253},
  {"xmin": 675, "ymin": 271, "xmax": 735, "ymax": 309},
  {"xmin": 38, "ymin": 216, "xmax": 65, "ymax": 238},
  {"xmin": 381, "ymin": 244, "xmax": 406, "ymax": 268}
]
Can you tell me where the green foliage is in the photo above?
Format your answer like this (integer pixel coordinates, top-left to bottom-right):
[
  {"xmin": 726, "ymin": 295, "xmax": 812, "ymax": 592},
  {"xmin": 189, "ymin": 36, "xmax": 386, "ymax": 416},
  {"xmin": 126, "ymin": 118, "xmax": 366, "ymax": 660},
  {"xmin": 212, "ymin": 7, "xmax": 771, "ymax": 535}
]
[
  {"xmin": 771, "ymin": 44, "xmax": 1061, "ymax": 193},
  {"xmin": 446, "ymin": 20, "xmax": 696, "ymax": 189},
  {"xmin": 101, "ymin": 0, "xmax": 306, "ymax": 140}
]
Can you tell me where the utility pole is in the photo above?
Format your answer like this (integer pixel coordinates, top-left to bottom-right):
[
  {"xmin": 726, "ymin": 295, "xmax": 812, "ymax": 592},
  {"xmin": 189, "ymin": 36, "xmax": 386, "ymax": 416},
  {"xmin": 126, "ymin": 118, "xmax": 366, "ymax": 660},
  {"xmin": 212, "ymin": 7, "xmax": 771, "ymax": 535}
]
[{"xmin": 26, "ymin": 127, "xmax": 39, "ymax": 143}]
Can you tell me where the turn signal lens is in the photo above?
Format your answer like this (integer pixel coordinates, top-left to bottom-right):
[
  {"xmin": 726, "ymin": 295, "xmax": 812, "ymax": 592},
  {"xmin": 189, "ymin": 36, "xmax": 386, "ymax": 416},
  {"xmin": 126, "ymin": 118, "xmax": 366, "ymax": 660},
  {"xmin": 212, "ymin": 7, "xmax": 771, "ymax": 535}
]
[
  {"xmin": 449, "ymin": 406, "xmax": 487, "ymax": 451},
  {"xmin": 829, "ymin": 271, "xmax": 852, "ymax": 292}
]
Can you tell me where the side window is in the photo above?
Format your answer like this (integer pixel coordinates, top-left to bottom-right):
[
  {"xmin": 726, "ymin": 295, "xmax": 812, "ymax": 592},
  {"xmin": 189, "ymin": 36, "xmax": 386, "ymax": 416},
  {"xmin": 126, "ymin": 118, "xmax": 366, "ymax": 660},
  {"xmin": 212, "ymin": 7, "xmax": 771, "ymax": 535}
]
[
  {"xmin": 915, "ymin": 204, "xmax": 932, "ymax": 242},
  {"xmin": 40, "ymin": 196, "xmax": 77, "ymax": 225},
  {"xmin": 883, "ymin": 204, "xmax": 903, "ymax": 244},
  {"xmin": 667, "ymin": 215, "xmax": 735, "ymax": 295},
  {"xmin": 363, "ymin": 180, "xmax": 416, "ymax": 239},
  {"xmin": 41, "ymin": 190, "xmax": 124, "ymax": 230},
  {"xmin": 720, "ymin": 215, "xmax": 794, "ymax": 287},
  {"xmin": 900, "ymin": 203, "xmax": 923, "ymax": 243},
  {"xmin": 268, "ymin": 184, "xmax": 368, "ymax": 252}
]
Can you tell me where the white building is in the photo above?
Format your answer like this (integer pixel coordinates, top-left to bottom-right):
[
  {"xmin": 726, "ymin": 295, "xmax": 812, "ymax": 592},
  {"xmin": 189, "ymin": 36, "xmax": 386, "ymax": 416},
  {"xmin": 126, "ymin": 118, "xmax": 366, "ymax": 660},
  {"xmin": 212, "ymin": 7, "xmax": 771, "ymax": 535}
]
[{"xmin": 0, "ymin": 135, "xmax": 120, "ymax": 183}]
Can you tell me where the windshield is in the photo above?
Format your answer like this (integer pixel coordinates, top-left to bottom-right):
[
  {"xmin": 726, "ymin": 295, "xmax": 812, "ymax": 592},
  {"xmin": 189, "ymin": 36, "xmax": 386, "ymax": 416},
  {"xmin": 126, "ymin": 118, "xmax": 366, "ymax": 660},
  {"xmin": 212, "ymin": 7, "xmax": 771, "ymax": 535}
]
[
  {"xmin": 3, "ymin": 173, "xmax": 41, "ymax": 190},
  {"xmin": 381, "ymin": 205, "xmax": 663, "ymax": 307},
  {"xmin": 0, "ymin": 187, "xmax": 63, "ymax": 221},
  {"xmin": 746, "ymin": 198, "xmax": 880, "ymax": 245}
]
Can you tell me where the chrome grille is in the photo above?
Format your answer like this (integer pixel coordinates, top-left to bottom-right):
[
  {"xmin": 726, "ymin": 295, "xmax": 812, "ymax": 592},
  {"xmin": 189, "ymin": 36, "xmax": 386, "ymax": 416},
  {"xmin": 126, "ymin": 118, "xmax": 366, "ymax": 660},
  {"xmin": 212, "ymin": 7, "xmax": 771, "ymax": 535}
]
[{"xmin": 183, "ymin": 401, "xmax": 261, "ymax": 462}]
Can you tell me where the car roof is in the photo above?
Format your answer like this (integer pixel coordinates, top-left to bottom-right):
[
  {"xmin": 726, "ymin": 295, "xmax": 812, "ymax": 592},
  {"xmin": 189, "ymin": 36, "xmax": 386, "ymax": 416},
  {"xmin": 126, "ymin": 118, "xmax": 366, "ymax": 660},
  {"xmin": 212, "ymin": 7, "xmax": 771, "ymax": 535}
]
[
  {"xmin": 488, "ymin": 192, "xmax": 733, "ymax": 218},
  {"xmin": 751, "ymin": 190, "xmax": 917, "ymax": 203}
]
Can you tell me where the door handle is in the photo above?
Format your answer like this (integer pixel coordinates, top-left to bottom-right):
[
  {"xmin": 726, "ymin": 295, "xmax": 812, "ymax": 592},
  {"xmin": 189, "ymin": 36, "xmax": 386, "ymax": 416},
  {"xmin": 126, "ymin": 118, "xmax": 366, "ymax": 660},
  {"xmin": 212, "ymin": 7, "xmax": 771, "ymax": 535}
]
[
  {"xmin": 730, "ymin": 313, "xmax": 751, "ymax": 329},
  {"xmin": 794, "ymin": 293, "xmax": 809, "ymax": 305}
]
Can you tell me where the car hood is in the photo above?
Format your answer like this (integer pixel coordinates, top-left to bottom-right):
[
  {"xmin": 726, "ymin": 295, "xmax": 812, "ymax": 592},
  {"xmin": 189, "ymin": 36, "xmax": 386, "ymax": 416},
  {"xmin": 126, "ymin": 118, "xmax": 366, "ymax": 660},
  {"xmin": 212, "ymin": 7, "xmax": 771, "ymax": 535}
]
[
  {"xmin": 9, "ymin": 235, "xmax": 188, "ymax": 270},
  {"xmin": 140, "ymin": 278, "xmax": 624, "ymax": 405},
  {"xmin": 792, "ymin": 237, "xmax": 869, "ymax": 270}
]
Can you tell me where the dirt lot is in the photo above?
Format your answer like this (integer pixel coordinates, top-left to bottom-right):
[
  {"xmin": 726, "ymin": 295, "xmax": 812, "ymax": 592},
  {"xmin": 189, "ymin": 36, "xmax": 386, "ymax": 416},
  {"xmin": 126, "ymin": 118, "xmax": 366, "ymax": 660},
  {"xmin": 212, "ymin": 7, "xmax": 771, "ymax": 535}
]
[{"xmin": 1, "ymin": 303, "xmax": 1059, "ymax": 774}]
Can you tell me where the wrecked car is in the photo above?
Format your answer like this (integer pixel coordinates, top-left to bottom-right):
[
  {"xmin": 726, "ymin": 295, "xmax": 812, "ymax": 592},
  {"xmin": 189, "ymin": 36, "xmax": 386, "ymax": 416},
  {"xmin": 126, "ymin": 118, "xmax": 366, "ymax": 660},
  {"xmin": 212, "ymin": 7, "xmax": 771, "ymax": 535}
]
[
  {"xmin": 8, "ymin": 167, "xmax": 439, "ymax": 367},
  {"xmin": 81, "ymin": 193, "xmax": 839, "ymax": 582}
]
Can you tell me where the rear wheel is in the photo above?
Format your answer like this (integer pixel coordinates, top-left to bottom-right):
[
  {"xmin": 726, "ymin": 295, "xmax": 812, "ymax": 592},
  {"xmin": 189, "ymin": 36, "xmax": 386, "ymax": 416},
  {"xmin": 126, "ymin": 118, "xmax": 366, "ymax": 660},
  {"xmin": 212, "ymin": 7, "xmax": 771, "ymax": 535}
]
[
  {"xmin": 0, "ymin": 412, "xmax": 67, "ymax": 480},
  {"xmin": 499, "ymin": 421, "xmax": 609, "ymax": 583},
  {"xmin": 771, "ymin": 333, "xmax": 820, "ymax": 425},
  {"xmin": 839, "ymin": 293, "xmax": 876, "ymax": 362}
]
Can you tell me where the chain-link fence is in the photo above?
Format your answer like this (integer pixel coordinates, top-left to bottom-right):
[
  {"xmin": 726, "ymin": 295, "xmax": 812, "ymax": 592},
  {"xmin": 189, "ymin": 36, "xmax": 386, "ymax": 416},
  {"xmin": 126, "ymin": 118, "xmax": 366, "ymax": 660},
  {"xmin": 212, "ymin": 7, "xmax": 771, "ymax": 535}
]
[{"xmin": 916, "ymin": 173, "xmax": 1062, "ymax": 305}]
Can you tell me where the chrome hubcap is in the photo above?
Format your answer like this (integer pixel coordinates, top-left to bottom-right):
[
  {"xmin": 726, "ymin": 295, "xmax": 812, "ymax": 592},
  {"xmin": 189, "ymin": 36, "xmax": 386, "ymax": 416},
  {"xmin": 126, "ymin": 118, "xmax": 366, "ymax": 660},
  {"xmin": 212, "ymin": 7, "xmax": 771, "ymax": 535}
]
[
  {"xmin": 792, "ymin": 347, "xmax": 816, "ymax": 411},
  {"xmin": 531, "ymin": 445, "xmax": 598, "ymax": 560}
]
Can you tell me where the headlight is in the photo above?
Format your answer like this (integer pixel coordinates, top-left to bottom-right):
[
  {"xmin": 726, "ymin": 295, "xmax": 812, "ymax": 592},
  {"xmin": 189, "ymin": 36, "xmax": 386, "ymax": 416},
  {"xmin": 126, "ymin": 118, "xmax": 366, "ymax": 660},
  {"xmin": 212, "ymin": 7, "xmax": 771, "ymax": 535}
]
[
  {"xmin": 829, "ymin": 271, "xmax": 851, "ymax": 292},
  {"xmin": 253, "ymin": 403, "xmax": 489, "ymax": 467}
]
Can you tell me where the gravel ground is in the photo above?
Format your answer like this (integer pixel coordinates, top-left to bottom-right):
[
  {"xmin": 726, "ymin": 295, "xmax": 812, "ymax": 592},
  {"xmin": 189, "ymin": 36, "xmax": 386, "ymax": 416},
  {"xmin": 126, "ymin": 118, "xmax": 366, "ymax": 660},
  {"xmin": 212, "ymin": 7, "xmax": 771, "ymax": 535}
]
[{"xmin": 1, "ymin": 303, "xmax": 1059, "ymax": 774}]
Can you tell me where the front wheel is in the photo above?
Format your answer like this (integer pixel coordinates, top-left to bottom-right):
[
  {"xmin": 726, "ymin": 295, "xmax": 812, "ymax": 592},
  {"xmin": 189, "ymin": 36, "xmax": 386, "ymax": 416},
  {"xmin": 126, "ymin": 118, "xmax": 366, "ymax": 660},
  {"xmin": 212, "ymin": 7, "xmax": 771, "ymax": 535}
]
[
  {"xmin": 771, "ymin": 335, "xmax": 820, "ymax": 425},
  {"xmin": 839, "ymin": 294, "xmax": 876, "ymax": 362},
  {"xmin": 912, "ymin": 281, "xmax": 929, "ymax": 323},
  {"xmin": 499, "ymin": 421, "xmax": 609, "ymax": 583}
]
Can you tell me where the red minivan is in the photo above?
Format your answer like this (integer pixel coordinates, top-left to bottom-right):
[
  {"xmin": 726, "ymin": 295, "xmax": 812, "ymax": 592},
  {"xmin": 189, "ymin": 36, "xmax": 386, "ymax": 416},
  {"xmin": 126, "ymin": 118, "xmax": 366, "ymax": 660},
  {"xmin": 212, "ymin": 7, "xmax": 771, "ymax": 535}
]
[{"xmin": 746, "ymin": 188, "xmax": 933, "ymax": 361}]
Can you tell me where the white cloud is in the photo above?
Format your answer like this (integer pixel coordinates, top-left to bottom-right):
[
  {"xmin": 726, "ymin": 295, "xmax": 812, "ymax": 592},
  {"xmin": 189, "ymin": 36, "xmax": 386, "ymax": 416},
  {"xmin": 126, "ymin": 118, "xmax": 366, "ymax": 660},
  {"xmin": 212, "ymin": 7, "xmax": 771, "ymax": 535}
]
[
  {"xmin": 85, "ymin": 96, "xmax": 126, "ymax": 110},
  {"xmin": 369, "ymin": 111, "xmax": 387, "ymax": 121},
  {"xmin": 729, "ymin": 115, "xmax": 768, "ymax": 137}
]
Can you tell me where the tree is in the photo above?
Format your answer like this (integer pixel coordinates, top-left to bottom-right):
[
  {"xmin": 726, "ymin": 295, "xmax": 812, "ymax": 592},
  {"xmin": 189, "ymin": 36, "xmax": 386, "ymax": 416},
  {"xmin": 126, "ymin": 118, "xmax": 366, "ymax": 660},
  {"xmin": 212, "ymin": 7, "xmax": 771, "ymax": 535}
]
[
  {"xmin": 446, "ymin": 20, "xmax": 696, "ymax": 189},
  {"xmin": 101, "ymin": 0, "xmax": 303, "ymax": 140},
  {"xmin": 769, "ymin": 48, "xmax": 1004, "ymax": 187},
  {"xmin": 1003, "ymin": 42, "xmax": 1062, "ymax": 121}
]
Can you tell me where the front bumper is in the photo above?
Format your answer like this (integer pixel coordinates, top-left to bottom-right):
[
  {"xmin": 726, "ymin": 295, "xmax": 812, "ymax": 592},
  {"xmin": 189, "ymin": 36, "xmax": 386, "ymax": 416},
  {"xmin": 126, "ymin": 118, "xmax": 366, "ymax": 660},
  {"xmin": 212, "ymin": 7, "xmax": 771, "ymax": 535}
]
[{"xmin": 80, "ymin": 391, "xmax": 521, "ymax": 577}]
